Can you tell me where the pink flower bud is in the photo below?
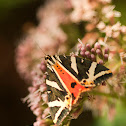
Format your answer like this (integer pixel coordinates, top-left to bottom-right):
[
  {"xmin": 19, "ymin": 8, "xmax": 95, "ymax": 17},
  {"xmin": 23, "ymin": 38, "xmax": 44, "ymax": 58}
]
[
  {"xmin": 91, "ymin": 54, "xmax": 96, "ymax": 61},
  {"xmin": 85, "ymin": 51, "xmax": 91, "ymax": 58},
  {"xmin": 80, "ymin": 51, "xmax": 85, "ymax": 57},
  {"xmin": 42, "ymin": 108, "xmax": 50, "ymax": 118},
  {"xmin": 40, "ymin": 84, "xmax": 47, "ymax": 92},
  {"xmin": 86, "ymin": 44, "xmax": 91, "ymax": 50},
  {"xmin": 85, "ymin": 51, "xmax": 90, "ymax": 56},
  {"xmin": 77, "ymin": 43, "xmax": 82, "ymax": 49},
  {"xmin": 81, "ymin": 46, "xmax": 86, "ymax": 52},
  {"xmin": 91, "ymin": 48, "xmax": 96, "ymax": 54},
  {"xmin": 41, "ymin": 93, "xmax": 48, "ymax": 103},
  {"xmin": 104, "ymin": 54, "xmax": 109, "ymax": 60},
  {"xmin": 104, "ymin": 48, "xmax": 109, "ymax": 54},
  {"xmin": 31, "ymin": 104, "xmax": 38, "ymax": 111},
  {"xmin": 43, "ymin": 74, "xmax": 47, "ymax": 79},
  {"xmin": 94, "ymin": 42, "xmax": 101, "ymax": 49},
  {"xmin": 33, "ymin": 108, "xmax": 42, "ymax": 116},
  {"xmin": 41, "ymin": 61, "xmax": 46, "ymax": 65},
  {"xmin": 33, "ymin": 119, "xmax": 46, "ymax": 126},
  {"xmin": 28, "ymin": 87, "xmax": 37, "ymax": 93},
  {"xmin": 40, "ymin": 64, "xmax": 47, "ymax": 72},
  {"xmin": 96, "ymin": 49, "xmax": 102, "ymax": 55},
  {"xmin": 99, "ymin": 60, "xmax": 104, "ymax": 65}
]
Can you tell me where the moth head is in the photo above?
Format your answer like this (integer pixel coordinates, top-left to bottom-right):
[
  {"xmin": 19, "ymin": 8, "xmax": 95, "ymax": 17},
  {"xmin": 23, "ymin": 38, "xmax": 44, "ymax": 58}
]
[
  {"xmin": 80, "ymin": 79, "xmax": 96, "ymax": 88},
  {"xmin": 45, "ymin": 55, "xmax": 51, "ymax": 60}
]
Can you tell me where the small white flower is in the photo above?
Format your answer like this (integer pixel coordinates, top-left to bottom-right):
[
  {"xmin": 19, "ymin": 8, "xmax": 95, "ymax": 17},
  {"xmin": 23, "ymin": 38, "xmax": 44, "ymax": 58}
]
[
  {"xmin": 97, "ymin": 21, "xmax": 106, "ymax": 30},
  {"xmin": 121, "ymin": 26, "xmax": 126, "ymax": 33},
  {"xmin": 111, "ymin": 22, "xmax": 121, "ymax": 31},
  {"xmin": 41, "ymin": 93, "xmax": 48, "ymax": 103}
]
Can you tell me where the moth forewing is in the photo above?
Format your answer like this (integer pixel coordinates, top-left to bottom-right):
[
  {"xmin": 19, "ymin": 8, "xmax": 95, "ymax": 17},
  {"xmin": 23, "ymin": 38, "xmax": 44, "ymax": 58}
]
[{"xmin": 46, "ymin": 58, "xmax": 72, "ymax": 125}]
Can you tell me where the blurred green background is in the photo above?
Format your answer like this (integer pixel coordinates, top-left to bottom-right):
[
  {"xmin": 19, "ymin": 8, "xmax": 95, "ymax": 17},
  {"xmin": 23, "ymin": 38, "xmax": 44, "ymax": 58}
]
[{"xmin": 0, "ymin": 0, "xmax": 126, "ymax": 126}]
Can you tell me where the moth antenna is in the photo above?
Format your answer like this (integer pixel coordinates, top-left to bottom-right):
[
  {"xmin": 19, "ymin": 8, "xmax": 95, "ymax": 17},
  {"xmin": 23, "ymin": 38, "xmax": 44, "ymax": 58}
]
[
  {"xmin": 35, "ymin": 42, "xmax": 46, "ymax": 56},
  {"xmin": 39, "ymin": 56, "xmax": 45, "ymax": 60}
]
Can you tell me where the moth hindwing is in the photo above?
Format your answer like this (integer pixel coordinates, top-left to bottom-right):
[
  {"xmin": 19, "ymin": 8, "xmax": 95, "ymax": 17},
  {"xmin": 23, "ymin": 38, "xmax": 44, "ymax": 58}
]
[{"xmin": 45, "ymin": 55, "xmax": 112, "ymax": 125}]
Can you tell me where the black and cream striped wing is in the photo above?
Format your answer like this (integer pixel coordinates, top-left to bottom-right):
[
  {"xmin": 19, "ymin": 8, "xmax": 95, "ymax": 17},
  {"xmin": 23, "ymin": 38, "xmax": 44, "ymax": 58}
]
[
  {"xmin": 46, "ymin": 63, "xmax": 72, "ymax": 125},
  {"xmin": 52, "ymin": 55, "xmax": 112, "ymax": 85},
  {"xmin": 45, "ymin": 55, "xmax": 112, "ymax": 125}
]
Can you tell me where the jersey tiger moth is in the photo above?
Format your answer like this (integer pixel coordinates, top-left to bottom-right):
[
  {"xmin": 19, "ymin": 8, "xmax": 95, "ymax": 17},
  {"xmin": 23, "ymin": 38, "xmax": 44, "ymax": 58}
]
[{"xmin": 45, "ymin": 55, "xmax": 112, "ymax": 125}]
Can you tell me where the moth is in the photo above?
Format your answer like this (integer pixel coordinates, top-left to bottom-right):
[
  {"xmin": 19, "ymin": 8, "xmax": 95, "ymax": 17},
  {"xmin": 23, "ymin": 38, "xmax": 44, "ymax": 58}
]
[{"xmin": 45, "ymin": 55, "xmax": 112, "ymax": 125}]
